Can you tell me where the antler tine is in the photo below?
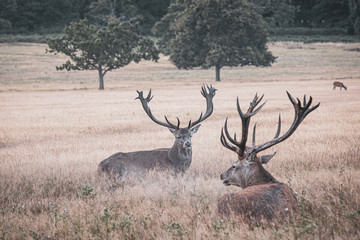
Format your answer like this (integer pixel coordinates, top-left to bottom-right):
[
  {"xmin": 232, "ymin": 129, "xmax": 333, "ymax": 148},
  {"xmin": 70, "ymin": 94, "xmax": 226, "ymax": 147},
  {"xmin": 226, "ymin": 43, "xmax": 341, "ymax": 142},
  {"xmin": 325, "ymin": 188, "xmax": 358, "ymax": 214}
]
[
  {"xmin": 221, "ymin": 127, "xmax": 239, "ymax": 153},
  {"xmin": 165, "ymin": 116, "xmax": 180, "ymax": 129},
  {"xmin": 250, "ymin": 93, "xmax": 264, "ymax": 110},
  {"xmin": 288, "ymin": 92, "xmax": 319, "ymax": 122},
  {"xmin": 136, "ymin": 89, "xmax": 180, "ymax": 130},
  {"xmin": 245, "ymin": 94, "xmax": 265, "ymax": 114},
  {"xmin": 252, "ymin": 123, "xmax": 257, "ymax": 147},
  {"xmin": 236, "ymin": 97, "xmax": 245, "ymax": 118},
  {"xmin": 304, "ymin": 96, "xmax": 313, "ymax": 110},
  {"xmin": 253, "ymin": 114, "xmax": 280, "ymax": 148},
  {"xmin": 252, "ymin": 91, "xmax": 319, "ymax": 153},
  {"xmin": 249, "ymin": 100, "xmax": 267, "ymax": 117},
  {"xmin": 223, "ymin": 118, "xmax": 241, "ymax": 146},
  {"xmin": 237, "ymin": 95, "xmax": 266, "ymax": 118},
  {"xmin": 148, "ymin": 91, "xmax": 153, "ymax": 101},
  {"xmin": 274, "ymin": 114, "xmax": 281, "ymax": 139},
  {"xmin": 188, "ymin": 84, "xmax": 217, "ymax": 128},
  {"xmin": 234, "ymin": 93, "xmax": 266, "ymax": 155}
]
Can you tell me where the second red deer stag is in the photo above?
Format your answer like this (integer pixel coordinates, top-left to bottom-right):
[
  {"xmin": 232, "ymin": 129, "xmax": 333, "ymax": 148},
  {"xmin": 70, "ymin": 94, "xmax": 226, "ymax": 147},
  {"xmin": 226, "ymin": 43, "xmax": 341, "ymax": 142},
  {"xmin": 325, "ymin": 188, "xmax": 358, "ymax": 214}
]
[
  {"xmin": 333, "ymin": 81, "xmax": 347, "ymax": 90},
  {"xmin": 98, "ymin": 85, "xmax": 216, "ymax": 178},
  {"xmin": 214, "ymin": 92, "xmax": 319, "ymax": 223}
]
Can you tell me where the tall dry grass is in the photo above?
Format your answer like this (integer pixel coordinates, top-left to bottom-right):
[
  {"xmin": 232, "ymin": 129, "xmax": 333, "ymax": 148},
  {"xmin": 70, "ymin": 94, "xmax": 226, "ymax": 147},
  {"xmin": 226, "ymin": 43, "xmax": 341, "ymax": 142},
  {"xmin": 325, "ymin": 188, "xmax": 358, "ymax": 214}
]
[{"xmin": 0, "ymin": 42, "xmax": 360, "ymax": 239}]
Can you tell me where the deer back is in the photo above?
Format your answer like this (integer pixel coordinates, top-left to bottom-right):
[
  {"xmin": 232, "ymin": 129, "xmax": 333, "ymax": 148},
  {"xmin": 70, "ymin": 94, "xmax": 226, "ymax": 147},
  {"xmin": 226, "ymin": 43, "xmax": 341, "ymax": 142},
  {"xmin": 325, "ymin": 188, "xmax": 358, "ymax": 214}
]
[
  {"xmin": 333, "ymin": 81, "xmax": 347, "ymax": 90},
  {"xmin": 98, "ymin": 148, "xmax": 172, "ymax": 177},
  {"xmin": 215, "ymin": 183, "xmax": 298, "ymax": 221}
]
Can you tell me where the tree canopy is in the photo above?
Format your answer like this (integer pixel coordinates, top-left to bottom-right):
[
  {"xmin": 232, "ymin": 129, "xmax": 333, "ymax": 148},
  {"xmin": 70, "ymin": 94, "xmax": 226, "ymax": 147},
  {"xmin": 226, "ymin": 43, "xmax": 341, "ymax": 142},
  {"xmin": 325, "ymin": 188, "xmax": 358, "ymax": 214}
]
[
  {"xmin": 0, "ymin": 0, "xmax": 171, "ymax": 35},
  {"xmin": 0, "ymin": 0, "xmax": 359, "ymax": 36},
  {"xmin": 153, "ymin": 0, "xmax": 276, "ymax": 82},
  {"xmin": 249, "ymin": 0, "xmax": 296, "ymax": 27},
  {"xmin": 47, "ymin": 17, "xmax": 159, "ymax": 90}
]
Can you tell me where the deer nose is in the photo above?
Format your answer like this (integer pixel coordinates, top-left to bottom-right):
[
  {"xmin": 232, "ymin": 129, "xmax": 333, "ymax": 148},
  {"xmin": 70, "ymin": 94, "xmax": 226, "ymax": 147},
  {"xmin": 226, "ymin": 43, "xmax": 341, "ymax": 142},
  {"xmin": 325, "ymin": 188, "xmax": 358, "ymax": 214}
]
[{"xmin": 184, "ymin": 141, "xmax": 191, "ymax": 148}]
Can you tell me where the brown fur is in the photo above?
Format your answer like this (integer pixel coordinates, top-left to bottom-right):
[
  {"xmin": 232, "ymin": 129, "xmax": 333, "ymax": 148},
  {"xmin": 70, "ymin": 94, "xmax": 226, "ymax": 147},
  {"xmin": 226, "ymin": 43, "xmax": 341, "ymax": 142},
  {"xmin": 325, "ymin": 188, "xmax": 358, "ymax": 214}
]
[
  {"xmin": 215, "ymin": 183, "xmax": 298, "ymax": 222},
  {"xmin": 333, "ymin": 81, "xmax": 347, "ymax": 90},
  {"xmin": 214, "ymin": 155, "xmax": 299, "ymax": 222},
  {"xmin": 216, "ymin": 92, "xmax": 319, "ymax": 223}
]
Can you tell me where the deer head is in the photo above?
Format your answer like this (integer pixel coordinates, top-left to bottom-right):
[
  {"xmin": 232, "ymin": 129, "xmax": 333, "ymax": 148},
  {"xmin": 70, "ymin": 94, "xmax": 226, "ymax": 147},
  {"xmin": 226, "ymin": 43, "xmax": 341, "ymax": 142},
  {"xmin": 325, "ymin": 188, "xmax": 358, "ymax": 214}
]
[
  {"xmin": 135, "ymin": 85, "xmax": 217, "ymax": 170},
  {"xmin": 220, "ymin": 92, "xmax": 320, "ymax": 188}
]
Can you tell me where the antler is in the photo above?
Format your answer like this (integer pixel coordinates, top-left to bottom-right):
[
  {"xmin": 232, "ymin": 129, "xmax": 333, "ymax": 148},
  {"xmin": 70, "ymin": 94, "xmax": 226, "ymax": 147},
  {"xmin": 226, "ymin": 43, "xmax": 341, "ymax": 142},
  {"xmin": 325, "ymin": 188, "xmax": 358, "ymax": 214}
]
[
  {"xmin": 220, "ymin": 93, "xmax": 266, "ymax": 157},
  {"xmin": 188, "ymin": 84, "xmax": 217, "ymax": 128},
  {"xmin": 135, "ymin": 89, "xmax": 180, "ymax": 129},
  {"xmin": 250, "ymin": 91, "xmax": 320, "ymax": 153}
]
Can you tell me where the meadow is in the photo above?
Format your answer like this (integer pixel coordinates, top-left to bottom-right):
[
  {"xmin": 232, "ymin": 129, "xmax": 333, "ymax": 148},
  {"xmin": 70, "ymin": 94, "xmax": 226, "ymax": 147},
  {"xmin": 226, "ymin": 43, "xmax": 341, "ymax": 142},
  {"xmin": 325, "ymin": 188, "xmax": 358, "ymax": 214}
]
[{"xmin": 0, "ymin": 42, "xmax": 360, "ymax": 239}]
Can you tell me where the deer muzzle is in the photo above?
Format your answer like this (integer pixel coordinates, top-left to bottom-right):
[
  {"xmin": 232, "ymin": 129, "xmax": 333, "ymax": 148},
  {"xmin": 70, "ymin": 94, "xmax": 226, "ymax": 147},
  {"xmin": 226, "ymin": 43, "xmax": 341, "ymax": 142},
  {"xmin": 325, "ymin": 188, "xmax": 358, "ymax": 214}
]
[
  {"xmin": 184, "ymin": 141, "xmax": 191, "ymax": 148},
  {"xmin": 220, "ymin": 173, "xmax": 230, "ymax": 186}
]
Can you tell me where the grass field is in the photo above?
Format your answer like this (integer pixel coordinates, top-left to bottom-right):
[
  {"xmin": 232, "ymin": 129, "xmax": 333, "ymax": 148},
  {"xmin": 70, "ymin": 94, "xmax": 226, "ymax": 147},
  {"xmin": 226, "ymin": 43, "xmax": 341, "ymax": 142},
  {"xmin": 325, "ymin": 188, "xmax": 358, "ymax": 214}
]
[{"xmin": 1, "ymin": 42, "xmax": 360, "ymax": 239}]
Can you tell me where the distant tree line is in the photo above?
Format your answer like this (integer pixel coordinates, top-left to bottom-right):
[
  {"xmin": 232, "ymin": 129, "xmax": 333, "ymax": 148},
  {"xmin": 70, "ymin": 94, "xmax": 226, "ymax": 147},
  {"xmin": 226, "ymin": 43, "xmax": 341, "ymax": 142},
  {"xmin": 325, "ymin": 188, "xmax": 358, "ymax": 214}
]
[
  {"xmin": 1, "ymin": 0, "xmax": 359, "ymax": 35},
  {"xmin": 0, "ymin": 0, "xmax": 171, "ymax": 34}
]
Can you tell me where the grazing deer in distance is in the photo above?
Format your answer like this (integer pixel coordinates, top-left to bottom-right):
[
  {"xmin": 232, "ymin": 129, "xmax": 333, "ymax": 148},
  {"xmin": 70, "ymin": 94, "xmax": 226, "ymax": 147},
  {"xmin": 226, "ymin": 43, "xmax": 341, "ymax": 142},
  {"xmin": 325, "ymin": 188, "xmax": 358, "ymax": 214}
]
[
  {"xmin": 214, "ymin": 92, "xmax": 319, "ymax": 223},
  {"xmin": 333, "ymin": 81, "xmax": 347, "ymax": 90},
  {"xmin": 98, "ymin": 85, "xmax": 217, "ymax": 178}
]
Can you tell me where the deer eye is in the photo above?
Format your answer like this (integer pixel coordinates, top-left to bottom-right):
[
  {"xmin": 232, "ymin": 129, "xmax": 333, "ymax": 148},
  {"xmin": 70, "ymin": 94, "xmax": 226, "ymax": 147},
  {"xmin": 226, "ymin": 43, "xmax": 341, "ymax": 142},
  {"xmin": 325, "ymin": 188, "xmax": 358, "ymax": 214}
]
[{"xmin": 232, "ymin": 165, "xmax": 236, "ymax": 169}]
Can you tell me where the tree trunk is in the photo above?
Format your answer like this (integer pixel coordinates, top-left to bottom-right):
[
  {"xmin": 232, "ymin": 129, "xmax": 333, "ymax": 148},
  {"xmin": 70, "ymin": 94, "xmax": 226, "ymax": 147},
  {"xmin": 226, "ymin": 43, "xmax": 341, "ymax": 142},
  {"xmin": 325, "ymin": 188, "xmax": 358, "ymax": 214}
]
[
  {"xmin": 109, "ymin": 0, "xmax": 116, "ymax": 17},
  {"xmin": 215, "ymin": 65, "xmax": 221, "ymax": 82},
  {"xmin": 98, "ymin": 68, "xmax": 104, "ymax": 90}
]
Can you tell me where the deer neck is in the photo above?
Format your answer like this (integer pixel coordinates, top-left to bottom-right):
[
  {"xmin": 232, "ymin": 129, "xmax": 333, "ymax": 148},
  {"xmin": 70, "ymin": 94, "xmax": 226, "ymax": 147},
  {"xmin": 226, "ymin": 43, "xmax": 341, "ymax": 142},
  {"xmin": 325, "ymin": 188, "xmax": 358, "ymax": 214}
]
[
  {"xmin": 243, "ymin": 164, "xmax": 278, "ymax": 188},
  {"xmin": 167, "ymin": 144, "xmax": 192, "ymax": 172}
]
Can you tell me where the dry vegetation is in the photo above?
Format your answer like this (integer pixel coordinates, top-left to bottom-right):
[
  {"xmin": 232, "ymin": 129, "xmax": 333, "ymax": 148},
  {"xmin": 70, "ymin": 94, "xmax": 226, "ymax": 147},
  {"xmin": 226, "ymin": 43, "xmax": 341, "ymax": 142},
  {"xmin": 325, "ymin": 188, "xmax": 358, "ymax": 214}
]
[{"xmin": 0, "ymin": 42, "xmax": 360, "ymax": 239}]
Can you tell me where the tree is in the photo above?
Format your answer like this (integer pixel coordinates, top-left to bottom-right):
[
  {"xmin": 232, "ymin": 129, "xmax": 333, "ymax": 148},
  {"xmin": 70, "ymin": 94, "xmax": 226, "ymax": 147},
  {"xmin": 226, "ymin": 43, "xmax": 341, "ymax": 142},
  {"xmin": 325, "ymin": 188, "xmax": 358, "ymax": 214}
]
[
  {"xmin": 348, "ymin": 0, "xmax": 360, "ymax": 35},
  {"xmin": 153, "ymin": 0, "xmax": 275, "ymax": 82},
  {"xmin": 311, "ymin": 0, "xmax": 349, "ymax": 28},
  {"xmin": 293, "ymin": 0, "xmax": 351, "ymax": 29},
  {"xmin": 47, "ymin": 17, "xmax": 159, "ymax": 90},
  {"xmin": 86, "ymin": 0, "xmax": 171, "ymax": 35},
  {"xmin": 249, "ymin": 0, "xmax": 297, "ymax": 27},
  {"xmin": 87, "ymin": 0, "xmax": 136, "ymax": 23},
  {"xmin": 0, "ymin": 0, "xmax": 16, "ymax": 32},
  {"xmin": 133, "ymin": 0, "xmax": 172, "ymax": 34}
]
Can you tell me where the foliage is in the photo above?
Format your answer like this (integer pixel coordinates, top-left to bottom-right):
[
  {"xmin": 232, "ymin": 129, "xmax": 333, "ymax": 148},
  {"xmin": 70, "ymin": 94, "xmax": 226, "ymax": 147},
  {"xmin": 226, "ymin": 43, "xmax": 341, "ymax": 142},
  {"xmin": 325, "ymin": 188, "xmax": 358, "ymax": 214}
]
[
  {"xmin": 1, "ymin": 0, "xmax": 359, "ymax": 36},
  {"xmin": 166, "ymin": 222, "xmax": 188, "ymax": 238},
  {"xmin": 0, "ymin": 0, "xmax": 16, "ymax": 32},
  {"xmin": 348, "ymin": 0, "xmax": 360, "ymax": 35},
  {"xmin": 132, "ymin": 0, "xmax": 172, "ymax": 35},
  {"xmin": 0, "ymin": 0, "xmax": 170, "ymax": 35},
  {"xmin": 249, "ymin": 0, "xmax": 297, "ymax": 27},
  {"xmin": 293, "ymin": 0, "xmax": 351, "ymax": 30},
  {"xmin": 153, "ymin": 0, "xmax": 276, "ymax": 82},
  {"xmin": 2, "ymin": 0, "xmax": 80, "ymax": 32},
  {"xmin": 47, "ymin": 17, "xmax": 159, "ymax": 90},
  {"xmin": 311, "ymin": 0, "xmax": 350, "ymax": 28},
  {"xmin": 268, "ymin": 27, "xmax": 360, "ymax": 43},
  {"xmin": 86, "ymin": 0, "xmax": 171, "ymax": 35}
]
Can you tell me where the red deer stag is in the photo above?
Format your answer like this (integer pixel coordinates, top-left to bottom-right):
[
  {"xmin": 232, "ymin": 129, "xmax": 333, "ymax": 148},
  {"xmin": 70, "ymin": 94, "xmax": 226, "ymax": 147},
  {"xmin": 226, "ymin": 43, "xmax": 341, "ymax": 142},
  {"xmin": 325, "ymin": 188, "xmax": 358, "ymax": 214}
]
[
  {"xmin": 333, "ymin": 81, "xmax": 347, "ymax": 90},
  {"xmin": 98, "ymin": 85, "xmax": 216, "ymax": 178},
  {"xmin": 214, "ymin": 92, "xmax": 319, "ymax": 223}
]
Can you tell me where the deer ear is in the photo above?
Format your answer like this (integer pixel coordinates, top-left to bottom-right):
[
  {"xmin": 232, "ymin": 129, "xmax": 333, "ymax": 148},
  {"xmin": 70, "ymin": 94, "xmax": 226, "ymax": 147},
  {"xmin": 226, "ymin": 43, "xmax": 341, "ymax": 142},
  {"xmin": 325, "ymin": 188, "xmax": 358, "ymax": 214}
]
[
  {"xmin": 260, "ymin": 152, "xmax": 276, "ymax": 164},
  {"xmin": 190, "ymin": 124, "xmax": 201, "ymax": 135},
  {"xmin": 168, "ymin": 128, "xmax": 177, "ymax": 136}
]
